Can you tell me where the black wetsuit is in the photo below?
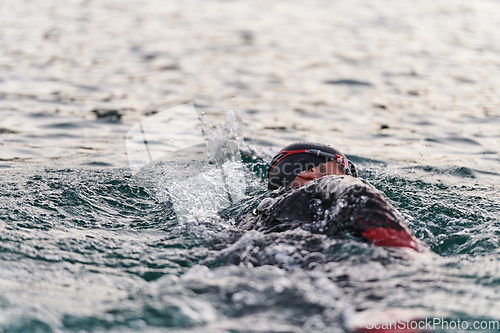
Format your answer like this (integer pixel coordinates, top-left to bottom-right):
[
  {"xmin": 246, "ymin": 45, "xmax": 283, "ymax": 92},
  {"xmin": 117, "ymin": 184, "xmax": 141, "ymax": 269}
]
[{"xmin": 237, "ymin": 175, "xmax": 419, "ymax": 250}]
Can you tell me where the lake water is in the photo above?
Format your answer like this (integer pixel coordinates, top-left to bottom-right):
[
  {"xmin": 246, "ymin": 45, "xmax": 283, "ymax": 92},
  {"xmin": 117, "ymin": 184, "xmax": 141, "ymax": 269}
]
[{"xmin": 1, "ymin": 0, "xmax": 500, "ymax": 332}]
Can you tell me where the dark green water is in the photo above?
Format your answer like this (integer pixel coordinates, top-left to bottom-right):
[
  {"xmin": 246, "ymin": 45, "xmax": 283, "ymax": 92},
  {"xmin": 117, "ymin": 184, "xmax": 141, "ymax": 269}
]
[
  {"xmin": 1, "ymin": 153, "xmax": 499, "ymax": 332},
  {"xmin": 2, "ymin": 0, "xmax": 500, "ymax": 331}
]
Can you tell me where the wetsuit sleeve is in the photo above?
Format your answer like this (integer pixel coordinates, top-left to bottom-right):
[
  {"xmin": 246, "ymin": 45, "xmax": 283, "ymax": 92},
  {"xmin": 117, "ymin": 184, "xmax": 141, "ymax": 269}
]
[{"xmin": 238, "ymin": 176, "xmax": 419, "ymax": 251}]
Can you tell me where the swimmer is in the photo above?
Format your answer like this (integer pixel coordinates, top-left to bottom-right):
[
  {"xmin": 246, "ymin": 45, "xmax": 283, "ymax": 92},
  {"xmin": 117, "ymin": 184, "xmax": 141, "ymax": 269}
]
[
  {"xmin": 238, "ymin": 142, "xmax": 421, "ymax": 251},
  {"xmin": 267, "ymin": 142, "xmax": 357, "ymax": 190}
]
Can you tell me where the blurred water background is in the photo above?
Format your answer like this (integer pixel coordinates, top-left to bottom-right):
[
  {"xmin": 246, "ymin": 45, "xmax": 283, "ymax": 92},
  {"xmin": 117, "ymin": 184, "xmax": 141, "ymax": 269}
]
[{"xmin": 1, "ymin": 0, "xmax": 500, "ymax": 332}]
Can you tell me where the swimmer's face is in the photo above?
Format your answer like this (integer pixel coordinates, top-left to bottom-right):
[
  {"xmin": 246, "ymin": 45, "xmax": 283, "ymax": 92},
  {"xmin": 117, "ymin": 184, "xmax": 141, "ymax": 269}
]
[{"xmin": 290, "ymin": 161, "xmax": 345, "ymax": 188}]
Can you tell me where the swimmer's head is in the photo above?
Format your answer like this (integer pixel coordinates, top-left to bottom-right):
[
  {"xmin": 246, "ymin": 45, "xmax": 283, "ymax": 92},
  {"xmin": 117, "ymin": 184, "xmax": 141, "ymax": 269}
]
[{"xmin": 267, "ymin": 142, "xmax": 358, "ymax": 190}]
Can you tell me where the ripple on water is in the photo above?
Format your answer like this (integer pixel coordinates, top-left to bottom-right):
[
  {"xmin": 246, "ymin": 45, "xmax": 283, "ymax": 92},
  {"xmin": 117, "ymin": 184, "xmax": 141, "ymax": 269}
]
[{"xmin": 0, "ymin": 155, "xmax": 499, "ymax": 332}]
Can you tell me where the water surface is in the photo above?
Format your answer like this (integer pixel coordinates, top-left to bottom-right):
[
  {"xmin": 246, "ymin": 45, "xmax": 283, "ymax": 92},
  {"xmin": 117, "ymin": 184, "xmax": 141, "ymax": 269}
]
[{"xmin": 1, "ymin": 0, "xmax": 500, "ymax": 332}]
